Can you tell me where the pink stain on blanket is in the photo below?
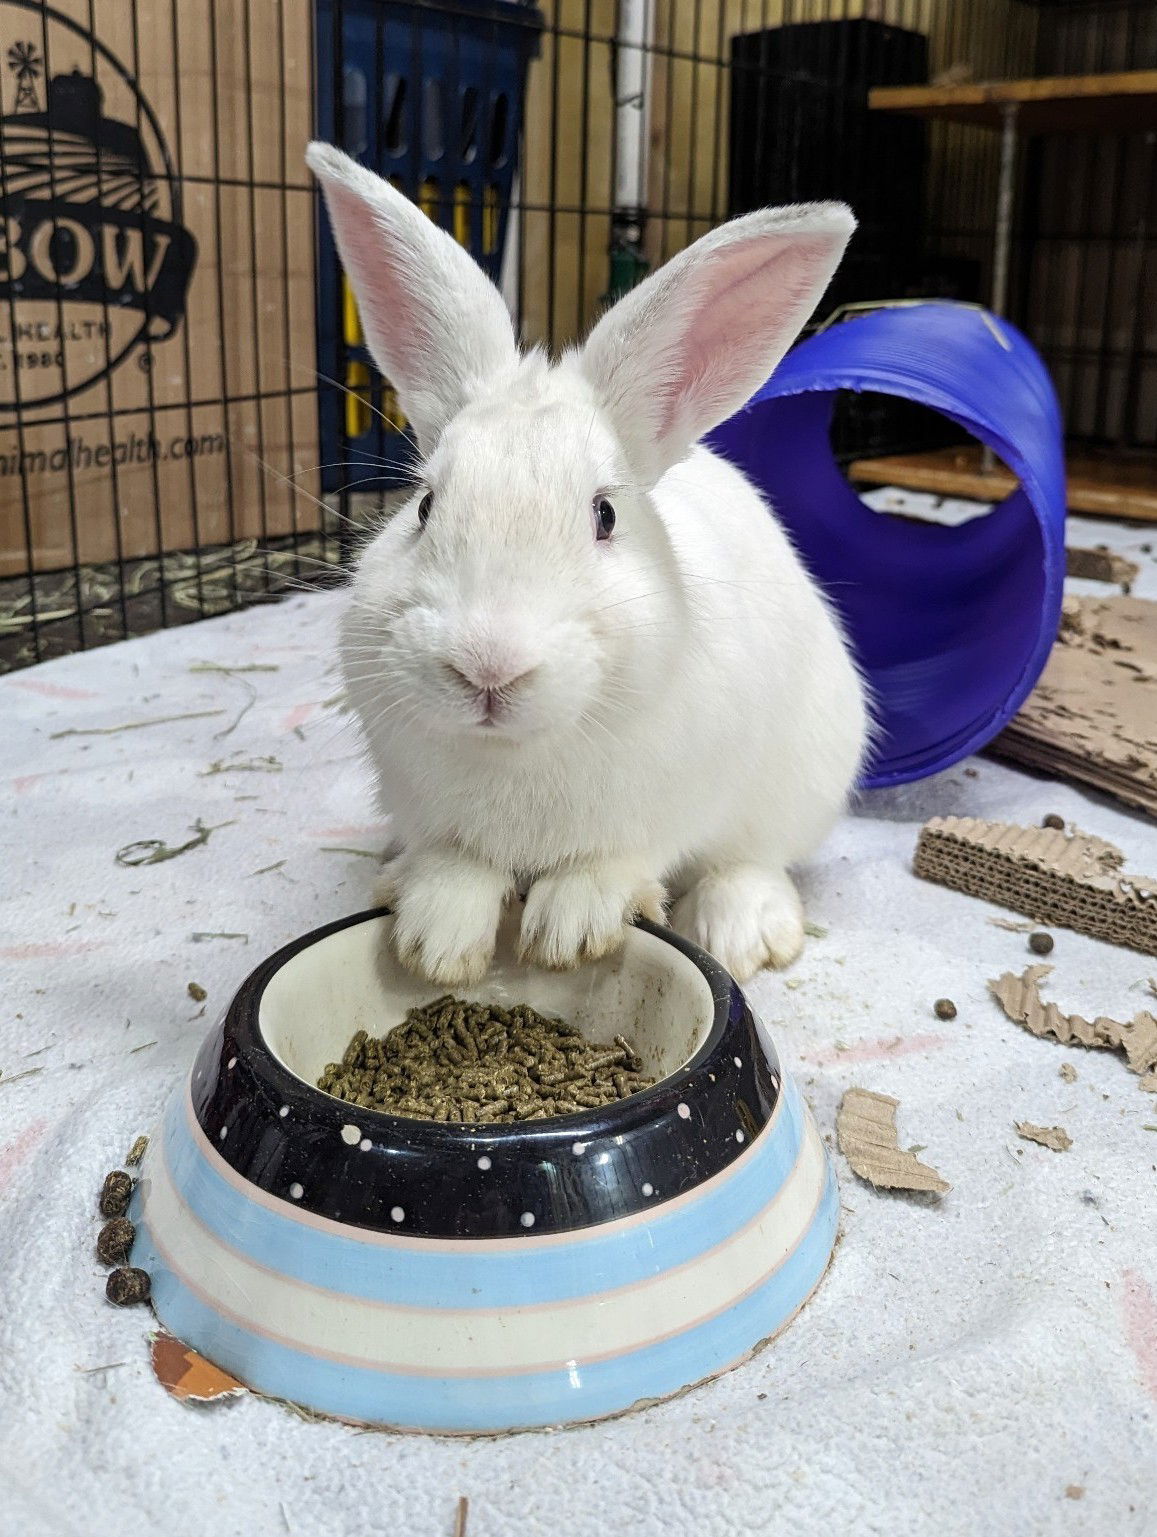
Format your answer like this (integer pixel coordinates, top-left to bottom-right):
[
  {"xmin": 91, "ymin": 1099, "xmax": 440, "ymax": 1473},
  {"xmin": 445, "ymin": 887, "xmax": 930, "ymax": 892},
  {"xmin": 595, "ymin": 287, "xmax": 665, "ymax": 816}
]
[
  {"xmin": 12, "ymin": 773, "xmax": 48, "ymax": 794},
  {"xmin": 1, "ymin": 940, "xmax": 109, "ymax": 960},
  {"xmin": 0, "ymin": 1119, "xmax": 50, "ymax": 1189},
  {"xmin": 14, "ymin": 768, "xmax": 82, "ymax": 794},
  {"xmin": 281, "ymin": 702, "xmax": 319, "ymax": 732},
  {"xmin": 9, "ymin": 678, "xmax": 98, "ymax": 700},
  {"xmin": 1121, "ymin": 1269, "xmax": 1157, "ymax": 1401},
  {"xmin": 800, "ymin": 1032, "xmax": 949, "ymax": 1068}
]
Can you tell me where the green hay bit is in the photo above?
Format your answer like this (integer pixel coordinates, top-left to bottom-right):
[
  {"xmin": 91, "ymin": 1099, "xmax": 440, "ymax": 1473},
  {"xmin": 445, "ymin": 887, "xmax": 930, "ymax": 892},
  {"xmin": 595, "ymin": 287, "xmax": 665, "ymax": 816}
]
[{"xmin": 115, "ymin": 818, "xmax": 233, "ymax": 868}]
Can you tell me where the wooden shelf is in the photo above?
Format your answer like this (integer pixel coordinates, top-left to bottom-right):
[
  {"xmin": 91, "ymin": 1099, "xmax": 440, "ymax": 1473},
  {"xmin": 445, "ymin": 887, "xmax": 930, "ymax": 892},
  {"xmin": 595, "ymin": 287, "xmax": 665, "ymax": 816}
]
[
  {"xmin": 869, "ymin": 70, "xmax": 1157, "ymax": 135},
  {"xmin": 848, "ymin": 444, "xmax": 1157, "ymax": 524}
]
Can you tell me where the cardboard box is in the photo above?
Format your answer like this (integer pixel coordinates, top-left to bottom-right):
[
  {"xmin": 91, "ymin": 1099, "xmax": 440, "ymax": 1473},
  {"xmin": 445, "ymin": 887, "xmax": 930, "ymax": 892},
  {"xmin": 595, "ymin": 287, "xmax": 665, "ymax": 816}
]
[{"xmin": 0, "ymin": 0, "xmax": 319, "ymax": 575}]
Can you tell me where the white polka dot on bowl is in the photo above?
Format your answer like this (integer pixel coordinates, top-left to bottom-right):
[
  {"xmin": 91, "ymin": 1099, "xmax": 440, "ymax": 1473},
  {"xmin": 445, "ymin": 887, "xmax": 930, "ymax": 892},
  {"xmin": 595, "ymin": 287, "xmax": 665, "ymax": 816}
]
[
  {"xmin": 734, "ymin": 1056, "xmax": 742, "ymax": 1068},
  {"xmin": 218, "ymin": 1126, "xmax": 228, "ymax": 1140},
  {"xmin": 677, "ymin": 1103, "xmax": 691, "ymax": 1119},
  {"xmin": 736, "ymin": 1129, "xmax": 746, "ymax": 1143},
  {"xmin": 289, "ymin": 1182, "xmax": 303, "ymax": 1200},
  {"xmin": 359, "ymin": 1138, "xmax": 372, "ymax": 1152},
  {"xmin": 390, "ymin": 1206, "xmax": 405, "ymax": 1223},
  {"xmin": 340, "ymin": 1124, "xmax": 361, "ymax": 1145},
  {"xmin": 520, "ymin": 1212, "xmax": 535, "ymax": 1228},
  {"xmin": 642, "ymin": 1182, "xmax": 654, "ymax": 1197},
  {"xmin": 227, "ymin": 1057, "xmax": 237, "ymax": 1070},
  {"xmin": 477, "ymin": 1155, "xmax": 492, "ymax": 1170},
  {"xmin": 278, "ymin": 1105, "xmax": 289, "ymax": 1118},
  {"xmin": 572, "ymin": 1142, "xmax": 587, "ymax": 1156}
]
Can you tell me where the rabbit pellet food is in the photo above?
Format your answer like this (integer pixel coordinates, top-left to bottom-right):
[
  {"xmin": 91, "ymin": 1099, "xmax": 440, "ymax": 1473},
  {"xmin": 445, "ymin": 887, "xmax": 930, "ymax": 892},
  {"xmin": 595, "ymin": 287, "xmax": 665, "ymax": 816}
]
[{"xmin": 318, "ymin": 996, "xmax": 655, "ymax": 1123}]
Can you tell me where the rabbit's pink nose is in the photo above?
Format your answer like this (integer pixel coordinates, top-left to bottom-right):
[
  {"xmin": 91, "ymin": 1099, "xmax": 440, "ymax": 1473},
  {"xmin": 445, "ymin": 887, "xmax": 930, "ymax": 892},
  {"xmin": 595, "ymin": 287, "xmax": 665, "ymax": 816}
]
[{"xmin": 442, "ymin": 659, "xmax": 537, "ymax": 695}]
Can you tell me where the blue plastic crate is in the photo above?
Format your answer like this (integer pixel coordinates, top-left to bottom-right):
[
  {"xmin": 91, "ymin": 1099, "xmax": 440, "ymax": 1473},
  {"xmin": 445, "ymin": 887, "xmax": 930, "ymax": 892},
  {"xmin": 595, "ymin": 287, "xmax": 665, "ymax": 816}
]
[{"xmin": 315, "ymin": 0, "xmax": 542, "ymax": 494}]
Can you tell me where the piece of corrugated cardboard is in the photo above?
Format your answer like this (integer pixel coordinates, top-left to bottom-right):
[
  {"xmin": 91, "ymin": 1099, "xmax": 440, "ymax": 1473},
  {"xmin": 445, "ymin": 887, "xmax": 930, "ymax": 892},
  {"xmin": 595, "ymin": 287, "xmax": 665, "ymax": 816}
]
[
  {"xmin": 1014, "ymin": 1120, "xmax": 1072, "ymax": 1151},
  {"xmin": 989, "ymin": 964, "xmax": 1157, "ymax": 1094},
  {"xmin": 836, "ymin": 1087, "xmax": 950, "ymax": 1194},
  {"xmin": 1064, "ymin": 547, "xmax": 1139, "ymax": 590},
  {"xmin": 992, "ymin": 595, "xmax": 1157, "ymax": 817},
  {"xmin": 915, "ymin": 814, "xmax": 1157, "ymax": 957}
]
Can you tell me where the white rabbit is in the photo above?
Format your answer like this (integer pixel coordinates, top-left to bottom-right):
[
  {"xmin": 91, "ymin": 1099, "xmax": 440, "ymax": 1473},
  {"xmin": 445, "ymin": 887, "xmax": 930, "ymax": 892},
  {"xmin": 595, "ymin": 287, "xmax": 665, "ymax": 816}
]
[{"xmin": 308, "ymin": 143, "xmax": 868, "ymax": 985}]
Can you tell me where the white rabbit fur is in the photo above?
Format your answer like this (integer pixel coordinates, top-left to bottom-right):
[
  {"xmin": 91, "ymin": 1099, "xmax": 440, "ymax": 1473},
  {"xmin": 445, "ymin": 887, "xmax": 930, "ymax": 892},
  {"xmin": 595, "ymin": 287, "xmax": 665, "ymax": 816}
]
[{"xmin": 308, "ymin": 143, "xmax": 868, "ymax": 984}]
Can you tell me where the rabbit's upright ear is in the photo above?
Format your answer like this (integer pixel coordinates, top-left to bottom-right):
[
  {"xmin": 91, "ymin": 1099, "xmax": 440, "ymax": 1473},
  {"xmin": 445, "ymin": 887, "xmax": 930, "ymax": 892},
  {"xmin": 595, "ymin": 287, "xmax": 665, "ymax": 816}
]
[
  {"xmin": 580, "ymin": 205, "xmax": 855, "ymax": 487},
  {"xmin": 307, "ymin": 144, "xmax": 519, "ymax": 455}
]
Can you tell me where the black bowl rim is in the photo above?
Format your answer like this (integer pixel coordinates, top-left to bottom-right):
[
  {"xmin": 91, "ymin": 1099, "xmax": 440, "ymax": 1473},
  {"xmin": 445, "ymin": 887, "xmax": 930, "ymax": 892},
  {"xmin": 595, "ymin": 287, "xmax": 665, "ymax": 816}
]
[
  {"xmin": 227, "ymin": 906, "xmax": 760, "ymax": 1146},
  {"xmin": 191, "ymin": 909, "xmax": 783, "ymax": 1236}
]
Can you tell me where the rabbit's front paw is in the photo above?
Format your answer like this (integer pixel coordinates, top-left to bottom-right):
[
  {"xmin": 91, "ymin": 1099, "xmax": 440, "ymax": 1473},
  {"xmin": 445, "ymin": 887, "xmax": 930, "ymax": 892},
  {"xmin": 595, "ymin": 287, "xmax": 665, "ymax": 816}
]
[
  {"xmin": 372, "ymin": 844, "xmax": 406, "ymax": 907},
  {"xmin": 391, "ymin": 849, "xmax": 512, "ymax": 985},
  {"xmin": 519, "ymin": 864, "xmax": 666, "ymax": 970},
  {"xmin": 672, "ymin": 865, "xmax": 804, "ymax": 982}
]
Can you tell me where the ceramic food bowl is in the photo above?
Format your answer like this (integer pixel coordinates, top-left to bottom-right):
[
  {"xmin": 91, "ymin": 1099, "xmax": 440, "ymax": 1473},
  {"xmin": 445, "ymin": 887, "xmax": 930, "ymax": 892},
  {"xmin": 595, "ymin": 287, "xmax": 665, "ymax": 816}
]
[{"xmin": 131, "ymin": 909, "xmax": 838, "ymax": 1433}]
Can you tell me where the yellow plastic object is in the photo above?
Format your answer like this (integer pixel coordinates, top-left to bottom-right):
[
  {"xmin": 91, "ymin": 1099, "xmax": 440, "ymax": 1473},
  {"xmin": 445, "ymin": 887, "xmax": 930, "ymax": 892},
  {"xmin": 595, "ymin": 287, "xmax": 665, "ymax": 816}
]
[
  {"xmin": 341, "ymin": 276, "xmax": 362, "ymax": 347},
  {"xmin": 453, "ymin": 182, "xmax": 470, "ymax": 247},
  {"xmin": 419, "ymin": 177, "xmax": 439, "ymax": 221},
  {"xmin": 382, "ymin": 385, "xmax": 406, "ymax": 433},
  {"xmin": 483, "ymin": 184, "xmax": 499, "ymax": 255},
  {"xmin": 344, "ymin": 360, "xmax": 373, "ymax": 439}
]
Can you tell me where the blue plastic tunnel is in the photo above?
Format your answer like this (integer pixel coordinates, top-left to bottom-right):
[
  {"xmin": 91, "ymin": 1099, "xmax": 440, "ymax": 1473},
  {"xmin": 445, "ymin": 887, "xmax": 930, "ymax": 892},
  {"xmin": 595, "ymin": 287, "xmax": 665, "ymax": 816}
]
[{"xmin": 707, "ymin": 302, "xmax": 1067, "ymax": 789}]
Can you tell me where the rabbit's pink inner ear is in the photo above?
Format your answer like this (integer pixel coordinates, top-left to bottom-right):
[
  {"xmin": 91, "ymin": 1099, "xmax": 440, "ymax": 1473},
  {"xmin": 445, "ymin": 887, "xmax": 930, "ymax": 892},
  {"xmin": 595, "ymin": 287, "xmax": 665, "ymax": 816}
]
[
  {"xmin": 582, "ymin": 206, "xmax": 852, "ymax": 486},
  {"xmin": 309, "ymin": 144, "xmax": 518, "ymax": 453},
  {"xmin": 662, "ymin": 232, "xmax": 847, "ymax": 446},
  {"xmin": 319, "ymin": 176, "xmax": 437, "ymax": 409}
]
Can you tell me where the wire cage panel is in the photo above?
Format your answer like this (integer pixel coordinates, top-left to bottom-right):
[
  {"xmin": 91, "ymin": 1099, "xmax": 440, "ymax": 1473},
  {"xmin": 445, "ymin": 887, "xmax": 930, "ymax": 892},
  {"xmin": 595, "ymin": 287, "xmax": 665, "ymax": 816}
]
[
  {"xmin": 728, "ymin": 17, "xmax": 931, "ymax": 294},
  {"xmin": 0, "ymin": 0, "xmax": 320, "ymax": 580},
  {"xmin": 1022, "ymin": 0, "xmax": 1157, "ymax": 451},
  {"xmin": 314, "ymin": 0, "xmax": 542, "ymax": 493},
  {"xmin": 0, "ymin": 0, "xmax": 323, "ymax": 670}
]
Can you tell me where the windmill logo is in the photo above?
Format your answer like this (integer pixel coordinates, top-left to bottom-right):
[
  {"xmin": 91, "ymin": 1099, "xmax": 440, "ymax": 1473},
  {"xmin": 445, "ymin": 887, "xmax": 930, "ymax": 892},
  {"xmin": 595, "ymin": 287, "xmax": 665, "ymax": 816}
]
[
  {"xmin": 8, "ymin": 41, "xmax": 40, "ymax": 112},
  {"xmin": 0, "ymin": 1, "xmax": 196, "ymax": 411}
]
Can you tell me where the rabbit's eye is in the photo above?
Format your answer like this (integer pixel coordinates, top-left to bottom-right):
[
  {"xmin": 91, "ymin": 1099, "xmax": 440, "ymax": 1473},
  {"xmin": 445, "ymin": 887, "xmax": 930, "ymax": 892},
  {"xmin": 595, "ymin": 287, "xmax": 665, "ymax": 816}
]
[
  {"xmin": 418, "ymin": 492, "xmax": 433, "ymax": 528},
  {"xmin": 594, "ymin": 496, "xmax": 616, "ymax": 541}
]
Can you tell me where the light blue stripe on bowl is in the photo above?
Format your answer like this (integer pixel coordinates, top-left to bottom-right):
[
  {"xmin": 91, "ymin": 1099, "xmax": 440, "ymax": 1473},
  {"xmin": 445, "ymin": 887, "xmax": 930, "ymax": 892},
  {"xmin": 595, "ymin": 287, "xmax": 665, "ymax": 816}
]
[
  {"xmin": 162, "ymin": 1076, "xmax": 806, "ymax": 1309},
  {"xmin": 133, "ymin": 1157, "xmax": 838, "ymax": 1433}
]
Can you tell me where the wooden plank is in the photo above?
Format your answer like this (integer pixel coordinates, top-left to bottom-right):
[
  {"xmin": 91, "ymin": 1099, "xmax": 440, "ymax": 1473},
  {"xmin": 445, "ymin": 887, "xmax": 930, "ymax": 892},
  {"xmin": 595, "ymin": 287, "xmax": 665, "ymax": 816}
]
[
  {"xmin": 849, "ymin": 444, "xmax": 1157, "ymax": 524},
  {"xmin": 870, "ymin": 70, "xmax": 1157, "ymax": 135}
]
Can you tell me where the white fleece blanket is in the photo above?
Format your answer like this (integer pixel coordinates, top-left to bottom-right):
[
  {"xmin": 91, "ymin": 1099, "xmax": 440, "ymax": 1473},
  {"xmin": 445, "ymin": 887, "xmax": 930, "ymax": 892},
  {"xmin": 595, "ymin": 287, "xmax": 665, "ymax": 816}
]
[{"xmin": 2, "ymin": 513, "xmax": 1155, "ymax": 1537}]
